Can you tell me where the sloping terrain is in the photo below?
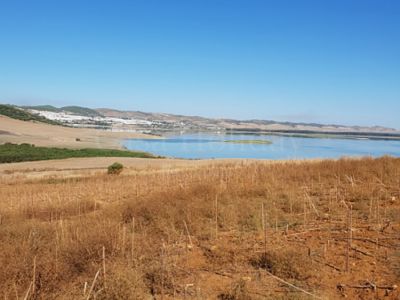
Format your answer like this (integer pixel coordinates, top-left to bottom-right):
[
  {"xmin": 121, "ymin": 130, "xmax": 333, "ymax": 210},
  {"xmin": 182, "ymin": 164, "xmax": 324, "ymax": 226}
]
[
  {"xmin": 14, "ymin": 105, "xmax": 400, "ymax": 137},
  {"xmin": 0, "ymin": 104, "xmax": 62, "ymax": 125},
  {"xmin": 97, "ymin": 108, "xmax": 400, "ymax": 135},
  {"xmin": 22, "ymin": 105, "xmax": 103, "ymax": 117},
  {"xmin": 0, "ymin": 157, "xmax": 399, "ymax": 299},
  {"xmin": 0, "ymin": 115, "xmax": 153, "ymax": 149},
  {"xmin": 60, "ymin": 106, "xmax": 103, "ymax": 117}
]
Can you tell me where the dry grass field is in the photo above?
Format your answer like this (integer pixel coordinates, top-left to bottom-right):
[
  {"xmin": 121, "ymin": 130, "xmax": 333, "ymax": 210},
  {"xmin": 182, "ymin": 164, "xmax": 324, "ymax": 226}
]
[
  {"xmin": 0, "ymin": 157, "xmax": 399, "ymax": 299},
  {"xmin": 0, "ymin": 115, "xmax": 154, "ymax": 150}
]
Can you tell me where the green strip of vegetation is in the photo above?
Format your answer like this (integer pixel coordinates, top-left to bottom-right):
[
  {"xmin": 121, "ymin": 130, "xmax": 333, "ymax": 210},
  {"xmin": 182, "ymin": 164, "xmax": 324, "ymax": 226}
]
[
  {"xmin": 0, "ymin": 143, "xmax": 157, "ymax": 163},
  {"xmin": 0, "ymin": 104, "xmax": 63, "ymax": 126},
  {"xmin": 224, "ymin": 139, "xmax": 272, "ymax": 145}
]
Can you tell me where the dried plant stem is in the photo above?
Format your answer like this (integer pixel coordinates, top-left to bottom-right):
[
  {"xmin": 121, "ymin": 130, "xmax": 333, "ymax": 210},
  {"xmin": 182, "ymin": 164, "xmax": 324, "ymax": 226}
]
[
  {"xmin": 346, "ymin": 205, "xmax": 352, "ymax": 272},
  {"xmin": 161, "ymin": 243, "xmax": 165, "ymax": 300},
  {"xmin": 349, "ymin": 205, "xmax": 353, "ymax": 247},
  {"xmin": 122, "ymin": 225, "xmax": 126, "ymax": 257},
  {"xmin": 215, "ymin": 195, "xmax": 219, "ymax": 239},
  {"xmin": 32, "ymin": 256, "xmax": 36, "ymax": 296},
  {"xmin": 23, "ymin": 282, "xmax": 33, "ymax": 300},
  {"xmin": 14, "ymin": 282, "xmax": 19, "ymax": 300},
  {"xmin": 55, "ymin": 243, "xmax": 58, "ymax": 274},
  {"xmin": 83, "ymin": 281, "xmax": 88, "ymax": 296},
  {"xmin": 265, "ymin": 269, "xmax": 323, "ymax": 299},
  {"xmin": 262, "ymin": 202, "xmax": 267, "ymax": 256},
  {"xmin": 102, "ymin": 246, "xmax": 106, "ymax": 287},
  {"xmin": 131, "ymin": 217, "xmax": 135, "ymax": 262},
  {"xmin": 86, "ymin": 270, "xmax": 100, "ymax": 300},
  {"xmin": 183, "ymin": 220, "xmax": 193, "ymax": 247}
]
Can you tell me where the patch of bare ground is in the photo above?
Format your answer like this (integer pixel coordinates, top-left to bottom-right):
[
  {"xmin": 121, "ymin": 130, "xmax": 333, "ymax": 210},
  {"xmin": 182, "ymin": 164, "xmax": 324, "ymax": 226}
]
[
  {"xmin": 0, "ymin": 130, "xmax": 13, "ymax": 135},
  {"xmin": 0, "ymin": 157, "xmax": 399, "ymax": 299}
]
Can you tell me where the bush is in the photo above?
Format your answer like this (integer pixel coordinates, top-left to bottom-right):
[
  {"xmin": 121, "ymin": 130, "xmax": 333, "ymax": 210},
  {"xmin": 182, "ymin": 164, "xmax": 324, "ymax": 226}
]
[
  {"xmin": 96, "ymin": 266, "xmax": 149, "ymax": 299},
  {"xmin": 108, "ymin": 162, "xmax": 124, "ymax": 175},
  {"xmin": 251, "ymin": 249, "xmax": 313, "ymax": 280},
  {"xmin": 218, "ymin": 279, "xmax": 252, "ymax": 300}
]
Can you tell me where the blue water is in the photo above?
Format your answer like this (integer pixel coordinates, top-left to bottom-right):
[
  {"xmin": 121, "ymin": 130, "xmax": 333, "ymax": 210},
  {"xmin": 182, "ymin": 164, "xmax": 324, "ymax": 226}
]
[{"xmin": 124, "ymin": 133, "xmax": 400, "ymax": 159}]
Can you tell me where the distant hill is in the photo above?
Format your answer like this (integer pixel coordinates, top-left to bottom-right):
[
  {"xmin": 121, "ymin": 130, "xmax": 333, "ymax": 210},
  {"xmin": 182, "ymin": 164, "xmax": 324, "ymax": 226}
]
[
  {"xmin": 12, "ymin": 104, "xmax": 400, "ymax": 136},
  {"xmin": 96, "ymin": 108, "xmax": 399, "ymax": 134},
  {"xmin": 22, "ymin": 105, "xmax": 61, "ymax": 112},
  {"xmin": 0, "ymin": 104, "xmax": 62, "ymax": 126},
  {"xmin": 60, "ymin": 106, "xmax": 103, "ymax": 117},
  {"xmin": 22, "ymin": 105, "xmax": 103, "ymax": 117}
]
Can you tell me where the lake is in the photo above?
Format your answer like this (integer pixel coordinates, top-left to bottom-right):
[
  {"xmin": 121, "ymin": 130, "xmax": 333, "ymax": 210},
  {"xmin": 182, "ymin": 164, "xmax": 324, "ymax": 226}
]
[{"xmin": 124, "ymin": 133, "xmax": 400, "ymax": 159}]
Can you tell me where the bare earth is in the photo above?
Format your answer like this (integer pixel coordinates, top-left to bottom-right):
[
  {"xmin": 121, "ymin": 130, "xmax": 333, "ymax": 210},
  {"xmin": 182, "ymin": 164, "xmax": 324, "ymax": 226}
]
[{"xmin": 0, "ymin": 115, "xmax": 155, "ymax": 149}]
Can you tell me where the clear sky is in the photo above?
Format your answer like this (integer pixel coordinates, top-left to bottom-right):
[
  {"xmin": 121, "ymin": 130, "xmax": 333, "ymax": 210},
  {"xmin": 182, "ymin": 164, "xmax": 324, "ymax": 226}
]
[{"xmin": 0, "ymin": 0, "xmax": 399, "ymax": 128}]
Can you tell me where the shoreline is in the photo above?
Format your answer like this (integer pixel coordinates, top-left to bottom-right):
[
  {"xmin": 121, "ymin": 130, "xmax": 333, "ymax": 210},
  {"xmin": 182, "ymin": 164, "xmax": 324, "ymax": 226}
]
[
  {"xmin": 142, "ymin": 128, "xmax": 400, "ymax": 141},
  {"xmin": 1, "ymin": 117, "xmax": 398, "ymax": 175}
]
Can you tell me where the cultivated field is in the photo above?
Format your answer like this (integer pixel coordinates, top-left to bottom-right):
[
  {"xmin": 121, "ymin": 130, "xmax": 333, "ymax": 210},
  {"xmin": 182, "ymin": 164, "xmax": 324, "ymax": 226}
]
[{"xmin": 0, "ymin": 157, "xmax": 399, "ymax": 299}]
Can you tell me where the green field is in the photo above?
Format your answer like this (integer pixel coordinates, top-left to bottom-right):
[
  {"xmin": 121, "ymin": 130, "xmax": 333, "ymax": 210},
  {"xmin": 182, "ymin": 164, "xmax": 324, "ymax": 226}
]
[
  {"xmin": 224, "ymin": 139, "xmax": 272, "ymax": 144},
  {"xmin": 0, "ymin": 143, "xmax": 157, "ymax": 163}
]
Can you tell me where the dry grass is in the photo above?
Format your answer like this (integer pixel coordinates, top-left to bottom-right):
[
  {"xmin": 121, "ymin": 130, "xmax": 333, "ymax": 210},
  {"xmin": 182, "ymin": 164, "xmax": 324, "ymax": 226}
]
[
  {"xmin": 0, "ymin": 115, "xmax": 154, "ymax": 150},
  {"xmin": 0, "ymin": 157, "xmax": 399, "ymax": 299}
]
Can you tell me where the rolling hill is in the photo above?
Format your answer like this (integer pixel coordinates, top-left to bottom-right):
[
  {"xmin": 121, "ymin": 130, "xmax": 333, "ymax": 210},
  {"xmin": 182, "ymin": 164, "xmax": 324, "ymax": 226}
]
[
  {"xmin": 0, "ymin": 104, "xmax": 62, "ymax": 125},
  {"xmin": 22, "ymin": 105, "xmax": 103, "ymax": 117}
]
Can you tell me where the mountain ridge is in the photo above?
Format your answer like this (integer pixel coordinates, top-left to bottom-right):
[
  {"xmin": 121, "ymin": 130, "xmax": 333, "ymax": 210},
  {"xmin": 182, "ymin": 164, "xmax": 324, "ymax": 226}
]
[
  {"xmin": 10, "ymin": 104, "xmax": 400, "ymax": 134},
  {"xmin": 95, "ymin": 107, "xmax": 399, "ymax": 133}
]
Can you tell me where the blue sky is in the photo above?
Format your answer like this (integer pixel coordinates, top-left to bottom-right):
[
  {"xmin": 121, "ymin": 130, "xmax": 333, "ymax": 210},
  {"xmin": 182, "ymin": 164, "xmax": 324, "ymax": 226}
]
[{"xmin": 0, "ymin": 0, "xmax": 399, "ymax": 128}]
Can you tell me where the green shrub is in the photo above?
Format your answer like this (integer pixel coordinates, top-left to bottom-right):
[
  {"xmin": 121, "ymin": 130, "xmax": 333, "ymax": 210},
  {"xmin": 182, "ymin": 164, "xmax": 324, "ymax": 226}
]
[{"xmin": 108, "ymin": 162, "xmax": 124, "ymax": 175}]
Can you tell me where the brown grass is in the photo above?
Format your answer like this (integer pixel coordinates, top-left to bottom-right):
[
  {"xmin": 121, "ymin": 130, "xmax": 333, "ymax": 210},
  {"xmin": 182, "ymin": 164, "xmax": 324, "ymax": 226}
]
[
  {"xmin": 0, "ymin": 157, "xmax": 399, "ymax": 299},
  {"xmin": 0, "ymin": 115, "xmax": 154, "ymax": 150}
]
